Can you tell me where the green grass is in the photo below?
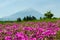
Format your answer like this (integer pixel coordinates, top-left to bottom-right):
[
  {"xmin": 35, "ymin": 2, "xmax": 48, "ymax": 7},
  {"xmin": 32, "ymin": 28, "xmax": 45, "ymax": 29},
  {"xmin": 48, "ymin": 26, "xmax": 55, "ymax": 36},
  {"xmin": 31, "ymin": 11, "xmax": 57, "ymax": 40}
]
[{"xmin": 0, "ymin": 18, "xmax": 60, "ymax": 24}]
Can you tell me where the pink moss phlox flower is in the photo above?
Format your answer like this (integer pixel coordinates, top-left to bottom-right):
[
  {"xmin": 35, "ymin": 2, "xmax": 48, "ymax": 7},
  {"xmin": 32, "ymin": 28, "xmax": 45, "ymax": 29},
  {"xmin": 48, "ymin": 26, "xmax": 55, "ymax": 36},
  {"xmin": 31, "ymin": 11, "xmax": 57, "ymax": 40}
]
[
  {"xmin": 0, "ymin": 29, "xmax": 3, "ymax": 33},
  {"xmin": 6, "ymin": 31, "xmax": 13, "ymax": 35},
  {"xmin": 38, "ymin": 28, "xmax": 45, "ymax": 32},
  {"xmin": 23, "ymin": 27, "xmax": 33, "ymax": 31},
  {"xmin": 15, "ymin": 32, "xmax": 28, "ymax": 40},
  {"xmin": 5, "ymin": 36, "xmax": 12, "ymax": 40},
  {"xmin": 42, "ymin": 29, "xmax": 57, "ymax": 37},
  {"xmin": 30, "ymin": 38, "xmax": 36, "ymax": 40}
]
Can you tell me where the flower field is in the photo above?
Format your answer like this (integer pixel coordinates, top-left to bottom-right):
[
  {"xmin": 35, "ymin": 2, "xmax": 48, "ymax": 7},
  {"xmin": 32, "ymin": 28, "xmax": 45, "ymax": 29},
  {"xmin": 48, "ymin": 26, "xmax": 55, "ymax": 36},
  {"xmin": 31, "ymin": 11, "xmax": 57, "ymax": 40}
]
[{"xmin": 0, "ymin": 20, "xmax": 60, "ymax": 40}]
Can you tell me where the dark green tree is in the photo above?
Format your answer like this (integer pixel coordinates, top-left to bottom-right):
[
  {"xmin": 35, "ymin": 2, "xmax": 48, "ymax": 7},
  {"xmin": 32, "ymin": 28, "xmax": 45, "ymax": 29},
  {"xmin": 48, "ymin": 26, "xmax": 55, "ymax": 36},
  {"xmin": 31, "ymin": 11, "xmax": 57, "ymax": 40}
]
[
  {"xmin": 53, "ymin": 17, "xmax": 57, "ymax": 19},
  {"xmin": 40, "ymin": 17, "xmax": 42, "ymax": 20},
  {"xmin": 32, "ymin": 16, "xmax": 36, "ymax": 20},
  {"xmin": 23, "ymin": 16, "xmax": 29, "ymax": 21},
  {"xmin": 28, "ymin": 16, "xmax": 32, "ymax": 20},
  {"xmin": 23, "ymin": 17, "xmax": 26, "ymax": 21},
  {"xmin": 17, "ymin": 17, "xmax": 21, "ymax": 22},
  {"xmin": 23, "ymin": 16, "xmax": 37, "ymax": 21},
  {"xmin": 44, "ymin": 11, "xmax": 54, "ymax": 19},
  {"xmin": 26, "ymin": 16, "xmax": 29, "ymax": 21}
]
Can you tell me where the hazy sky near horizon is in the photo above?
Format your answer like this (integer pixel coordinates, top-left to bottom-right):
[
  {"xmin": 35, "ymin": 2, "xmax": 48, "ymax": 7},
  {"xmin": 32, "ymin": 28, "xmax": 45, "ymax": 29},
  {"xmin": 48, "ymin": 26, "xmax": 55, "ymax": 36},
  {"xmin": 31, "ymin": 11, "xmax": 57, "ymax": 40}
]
[{"xmin": 0, "ymin": 0, "xmax": 60, "ymax": 18}]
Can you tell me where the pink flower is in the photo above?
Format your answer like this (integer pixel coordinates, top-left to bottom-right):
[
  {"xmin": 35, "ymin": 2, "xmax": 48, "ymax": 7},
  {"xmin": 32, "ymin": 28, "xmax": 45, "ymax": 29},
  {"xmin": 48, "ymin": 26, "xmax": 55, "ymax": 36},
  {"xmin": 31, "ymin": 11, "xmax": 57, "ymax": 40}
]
[
  {"xmin": 31, "ymin": 38, "xmax": 36, "ymax": 40},
  {"xmin": 23, "ymin": 27, "xmax": 33, "ymax": 31},
  {"xmin": 6, "ymin": 31, "xmax": 13, "ymax": 35},
  {"xmin": 15, "ymin": 32, "xmax": 28, "ymax": 40},
  {"xmin": 0, "ymin": 29, "xmax": 3, "ymax": 33},
  {"xmin": 5, "ymin": 36, "xmax": 12, "ymax": 40}
]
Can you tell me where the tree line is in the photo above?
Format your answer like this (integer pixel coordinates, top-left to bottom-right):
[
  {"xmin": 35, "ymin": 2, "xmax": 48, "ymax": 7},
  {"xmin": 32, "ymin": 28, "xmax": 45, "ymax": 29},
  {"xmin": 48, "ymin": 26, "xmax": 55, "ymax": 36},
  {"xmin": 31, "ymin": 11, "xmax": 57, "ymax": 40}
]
[{"xmin": 17, "ymin": 11, "xmax": 56, "ymax": 22}]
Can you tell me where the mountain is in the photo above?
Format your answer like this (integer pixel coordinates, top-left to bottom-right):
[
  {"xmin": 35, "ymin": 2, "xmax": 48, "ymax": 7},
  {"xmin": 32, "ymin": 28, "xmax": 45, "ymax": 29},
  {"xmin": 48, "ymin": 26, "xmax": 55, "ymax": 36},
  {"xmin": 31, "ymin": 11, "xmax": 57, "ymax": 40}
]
[{"xmin": 0, "ymin": 9, "xmax": 43, "ymax": 21}]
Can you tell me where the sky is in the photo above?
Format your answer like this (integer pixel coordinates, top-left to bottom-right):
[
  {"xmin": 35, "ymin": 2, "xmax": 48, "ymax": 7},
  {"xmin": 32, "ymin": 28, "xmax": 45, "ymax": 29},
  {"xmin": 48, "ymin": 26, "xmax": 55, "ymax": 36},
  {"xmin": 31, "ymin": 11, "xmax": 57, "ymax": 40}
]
[{"xmin": 0, "ymin": 0, "xmax": 60, "ymax": 18}]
